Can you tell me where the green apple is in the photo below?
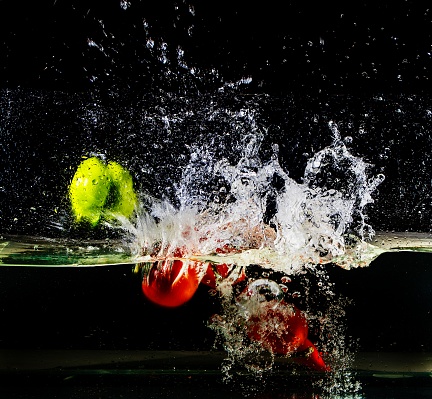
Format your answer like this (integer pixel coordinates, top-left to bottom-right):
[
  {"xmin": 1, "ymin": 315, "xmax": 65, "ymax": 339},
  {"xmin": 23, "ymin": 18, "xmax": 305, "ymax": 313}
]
[
  {"xmin": 69, "ymin": 157, "xmax": 111, "ymax": 226},
  {"xmin": 106, "ymin": 160, "xmax": 138, "ymax": 220},
  {"xmin": 69, "ymin": 157, "xmax": 137, "ymax": 227}
]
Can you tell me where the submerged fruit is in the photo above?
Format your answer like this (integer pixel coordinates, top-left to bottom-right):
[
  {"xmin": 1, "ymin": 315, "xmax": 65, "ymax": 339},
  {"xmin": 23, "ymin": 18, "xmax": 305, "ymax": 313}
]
[
  {"xmin": 296, "ymin": 338, "xmax": 330, "ymax": 372},
  {"xmin": 142, "ymin": 260, "xmax": 206, "ymax": 307},
  {"xmin": 245, "ymin": 299, "xmax": 330, "ymax": 372},
  {"xmin": 246, "ymin": 300, "xmax": 309, "ymax": 354},
  {"xmin": 69, "ymin": 157, "xmax": 137, "ymax": 226}
]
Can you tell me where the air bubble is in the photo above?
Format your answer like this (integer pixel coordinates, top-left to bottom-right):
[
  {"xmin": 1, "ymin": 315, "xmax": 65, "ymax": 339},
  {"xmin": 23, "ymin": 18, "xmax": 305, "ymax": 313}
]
[
  {"xmin": 245, "ymin": 279, "xmax": 284, "ymax": 303},
  {"xmin": 281, "ymin": 276, "xmax": 292, "ymax": 284}
]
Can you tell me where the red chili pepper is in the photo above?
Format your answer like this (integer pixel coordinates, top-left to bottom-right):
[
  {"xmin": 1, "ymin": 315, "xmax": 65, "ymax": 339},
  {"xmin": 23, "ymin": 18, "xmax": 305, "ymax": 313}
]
[
  {"xmin": 245, "ymin": 300, "xmax": 330, "ymax": 372},
  {"xmin": 296, "ymin": 338, "xmax": 331, "ymax": 372}
]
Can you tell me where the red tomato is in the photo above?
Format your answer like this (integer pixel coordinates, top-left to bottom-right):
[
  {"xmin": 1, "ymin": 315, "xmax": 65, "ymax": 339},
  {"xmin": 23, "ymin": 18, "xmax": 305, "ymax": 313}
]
[{"xmin": 142, "ymin": 260, "xmax": 205, "ymax": 307}]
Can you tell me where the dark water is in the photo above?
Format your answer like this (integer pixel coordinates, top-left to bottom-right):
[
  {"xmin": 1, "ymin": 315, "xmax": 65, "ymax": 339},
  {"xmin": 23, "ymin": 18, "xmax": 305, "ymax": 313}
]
[
  {"xmin": 2, "ymin": 252, "xmax": 432, "ymax": 398},
  {"xmin": 1, "ymin": 251, "xmax": 432, "ymax": 352},
  {"xmin": 2, "ymin": 373, "xmax": 432, "ymax": 399}
]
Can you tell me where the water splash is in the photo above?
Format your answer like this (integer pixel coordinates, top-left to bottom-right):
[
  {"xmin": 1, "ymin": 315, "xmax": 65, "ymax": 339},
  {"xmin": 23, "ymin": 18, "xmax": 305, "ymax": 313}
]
[
  {"xmin": 114, "ymin": 112, "xmax": 382, "ymax": 397},
  {"xmin": 120, "ymin": 119, "xmax": 383, "ymax": 274},
  {"xmin": 80, "ymin": 4, "xmax": 383, "ymax": 272}
]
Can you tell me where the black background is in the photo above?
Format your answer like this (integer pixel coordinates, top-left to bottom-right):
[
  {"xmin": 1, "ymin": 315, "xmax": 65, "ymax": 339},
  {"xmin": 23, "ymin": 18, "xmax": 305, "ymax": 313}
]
[
  {"xmin": 0, "ymin": 0, "xmax": 431, "ymax": 94},
  {"xmin": 0, "ymin": 0, "xmax": 432, "ymax": 235}
]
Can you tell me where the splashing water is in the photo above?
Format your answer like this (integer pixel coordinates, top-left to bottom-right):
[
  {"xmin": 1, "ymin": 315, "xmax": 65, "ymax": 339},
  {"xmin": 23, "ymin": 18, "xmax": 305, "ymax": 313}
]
[
  {"xmin": 116, "ymin": 114, "xmax": 383, "ymax": 397},
  {"xmin": 120, "ymin": 118, "xmax": 384, "ymax": 274},
  {"xmin": 69, "ymin": 3, "xmax": 385, "ymax": 276}
]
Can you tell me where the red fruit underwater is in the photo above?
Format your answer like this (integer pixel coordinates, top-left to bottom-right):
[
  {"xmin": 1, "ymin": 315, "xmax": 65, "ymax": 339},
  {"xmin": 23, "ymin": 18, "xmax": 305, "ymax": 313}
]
[
  {"xmin": 246, "ymin": 300, "xmax": 309, "ymax": 354},
  {"xmin": 245, "ymin": 300, "xmax": 330, "ymax": 372},
  {"xmin": 142, "ymin": 260, "xmax": 206, "ymax": 307}
]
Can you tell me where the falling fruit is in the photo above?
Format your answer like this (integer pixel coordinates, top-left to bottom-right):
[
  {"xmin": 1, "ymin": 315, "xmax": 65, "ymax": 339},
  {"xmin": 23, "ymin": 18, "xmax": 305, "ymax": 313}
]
[
  {"xmin": 69, "ymin": 157, "xmax": 137, "ymax": 226},
  {"xmin": 141, "ymin": 260, "xmax": 207, "ymax": 308}
]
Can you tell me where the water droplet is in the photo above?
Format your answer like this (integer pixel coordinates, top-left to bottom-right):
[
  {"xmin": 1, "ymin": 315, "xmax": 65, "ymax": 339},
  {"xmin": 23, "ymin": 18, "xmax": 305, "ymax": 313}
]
[
  {"xmin": 120, "ymin": 0, "xmax": 131, "ymax": 10},
  {"xmin": 281, "ymin": 276, "xmax": 292, "ymax": 284},
  {"xmin": 344, "ymin": 136, "xmax": 353, "ymax": 145}
]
